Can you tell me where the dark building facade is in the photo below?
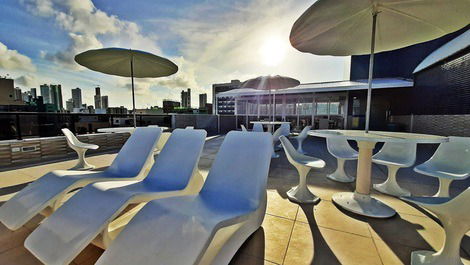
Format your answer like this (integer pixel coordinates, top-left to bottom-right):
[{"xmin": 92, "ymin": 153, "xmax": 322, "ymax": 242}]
[{"xmin": 212, "ymin": 80, "xmax": 241, "ymax": 115}]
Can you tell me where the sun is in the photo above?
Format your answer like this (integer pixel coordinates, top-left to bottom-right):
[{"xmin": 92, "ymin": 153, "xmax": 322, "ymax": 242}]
[{"xmin": 259, "ymin": 36, "xmax": 287, "ymax": 67}]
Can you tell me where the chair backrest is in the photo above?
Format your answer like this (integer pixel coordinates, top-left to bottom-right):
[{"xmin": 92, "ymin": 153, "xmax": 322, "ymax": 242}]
[
  {"xmin": 241, "ymin": 124, "xmax": 248, "ymax": 131},
  {"xmin": 272, "ymin": 127, "xmax": 283, "ymax": 142},
  {"xmin": 424, "ymin": 136, "xmax": 470, "ymax": 175},
  {"xmin": 106, "ymin": 127, "xmax": 162, "ymax": 178},
  {"xmin": 201, "ymin": 131, "xmax": 272, "ymax": 210},
  {"xmin": 144, "ymin": 129, "xmax": 207, "ymax": 190},
  {"xmin": 253, "ymin": 123, "xmax": 264, "ymax": 132},
  {"xmin": 61, "ymin": 128, "xmax": 81, "ymax": 147},
  {"xmin": 280, "ymin": 136, "xmax": 303, "ymax": 166},
  {"xmin": 433, "ymin": 187, "xmax": 470, "ymax": 222},
  {"xmin": 156, "ymin": 132, "xmax": 172, "ymax": 151},
  {"xmin": 326, "ymin": 137, "xmax": 357, "ymax": 158},
  {"xmin": 374, "ymin": 142, "xmax": 417, "ymax": 166},
  {"xmin": 279, "ymin": 123, "xmax": 291, "ymax": 137},
  {"xmin": 298, "ymin": 126, "xmax": 312, "ymax": 140},
  {"xmin": 185, "ymin": 126, "xmax": 194, "ymax": 129}
]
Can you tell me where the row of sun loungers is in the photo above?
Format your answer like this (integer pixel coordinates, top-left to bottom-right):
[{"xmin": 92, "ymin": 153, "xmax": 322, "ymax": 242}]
[{"xmin": 0, "ymin": 127, "xmax": 273, "ymax": 265}]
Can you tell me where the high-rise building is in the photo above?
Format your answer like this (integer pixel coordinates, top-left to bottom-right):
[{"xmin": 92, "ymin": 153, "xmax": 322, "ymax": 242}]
[
  {"xmin": 94, "ymin": 86, "xmax": 101, "ymax": 109},
  {"xmin": 50, "ymin": 84, "xmax": 63, "ymax": 111},
  {"xmin": 199, "ymin": 93, "xmax": 207, "ymax": 108},
  {"xmin": 66, "ymin": 99, "xmax": 74, "ymax": 112},
  {"xmin": 71, "ymin": 88, "xmax": 82, "ymax": 108},
  {"xmin": 212, "ymin": 80, "xmax": 240, "ymax": 114},
  {"xmin": 30, "ymin": 88, "xmax": 37, "ymax": 98},
  {"xmin": 14, "ymin": 87, "xmax": 22, "ymax": 102},
  {"xmin": 40, "ymin": 84, "xmax": 51, "ymax": 104},
  {"xmin": 101, "ymin": 95, "xmax": 109, "ymax": 109},
  {"xmin": 0, "ymin": 77, "xmax": 16, "ymax": 105},
  {"xmin": 181, "ymin": 88, "xmax": 191, "ymax": 108}
]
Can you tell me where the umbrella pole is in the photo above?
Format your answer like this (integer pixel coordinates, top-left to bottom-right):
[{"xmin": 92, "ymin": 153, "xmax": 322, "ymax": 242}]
[
  {"xmin": 273, "ymin": 92, "xmax": 276, "ymax": 122},
  {"xmin": 365, "ymin": 12, "xmax": 377, "ymax": 133},
  {"xmin": 130, "ymin": 55, "xmax": 137, "ymax": 128}
]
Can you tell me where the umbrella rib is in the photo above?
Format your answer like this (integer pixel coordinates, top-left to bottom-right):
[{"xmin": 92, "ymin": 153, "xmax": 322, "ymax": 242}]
[{"xmin": 378, "ymin": 5, "xmax": 447, "ymax": 34}]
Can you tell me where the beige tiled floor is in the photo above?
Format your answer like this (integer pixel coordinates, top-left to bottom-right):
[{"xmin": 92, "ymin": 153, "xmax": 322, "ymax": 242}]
[{"xmin": 0, "ymin": 136, "xmax": 469, "ymax": 265}]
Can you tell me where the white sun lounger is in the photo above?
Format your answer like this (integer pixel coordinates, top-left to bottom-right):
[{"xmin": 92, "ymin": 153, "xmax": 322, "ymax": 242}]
[
  {"xmin": 0, "ymin": 127, "xmax": 161, "ymax": 231},
  {"xmin": 24, "ymin": 129, "xmax": 207, "ymax": 265},
  {"xmin": 95, "ymin": 131, "xmax": 273, "ymax": 265}
]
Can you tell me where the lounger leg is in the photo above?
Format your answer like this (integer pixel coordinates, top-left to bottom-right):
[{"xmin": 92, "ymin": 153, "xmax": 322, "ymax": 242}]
[
  {"xmin": 287, "ymin": 166, "xmax": 319, "ymax": 204},
  {"xmin": 411, "ymin": 221, "xmax": 466, "ymax": 265},
  {"xmin": 296, "ymin": 138, "xmax": 305, "ymax": 154},
  {"xmin": 434, "ymin": 178, "xmax": 452, "ymax": 197},
  {"xmin": 373, "ymin": 165, "xmax": 411, "ymax": 197},
  {"xmin": 327, "ymin": 159, "xmax": 355, "ymax": 183},
  {"xmin": 71, "ymin": 148, "xmax": 95, "ymax": 170}
]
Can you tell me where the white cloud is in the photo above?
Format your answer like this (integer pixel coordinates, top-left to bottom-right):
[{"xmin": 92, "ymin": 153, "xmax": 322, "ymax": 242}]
[
  {"xmin": 15, "ymin": 74, "xmax": 37, "ymax": 87},
  {"xmin": 0, "ymin": 42, "xmax": 36, "ymax": 72}
]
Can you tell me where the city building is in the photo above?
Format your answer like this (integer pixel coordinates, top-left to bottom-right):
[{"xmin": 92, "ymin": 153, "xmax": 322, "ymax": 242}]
[
  {"xmin": 162, "ymin": 100, "xmax": 181, "ymax": 113},
  {"xmin": 135, "ymin": 106, "xmax": 164, "ymax": 114},
  {"xmin": 199, "ymin": 93, "xmax": 207, "ymax": 108},
  {"xmin": 181, "ymin": 88, "xmax": 191, "ymax": 108},
  {"xmin": 50, "ymin": 84, "xmax": 63, "ymax": 112},
  {"xmin": 40, "ymin": 84, "xmax": 51, "ymax": 104},
  {"xmin": 0, "ymin": 77, "xmax": 16, "ymax": 105},
  {"xmin": 71, "ymin": 88, "xmax": 82, "ymax": 108},
  {"xmin": 212, "ymin": 80, "xmax": 240, "ymax": 114},
  {"xmin": 30, "ymin": 88, "xmax": 37, "ymax": 98},
  {"xmin": 101, "ymin": 95, "xmax": 109, "ymax": 109},
  {"xmin": 65, "ymin": 99, "xmax": 74, "ymax": 112},
  {"xmin": 87, "ymin": 105, "xmax": 95, "ymax": 114},
  {"xmin": 94, "ymin": 86, "xmax": 101, "ymax": 109},
  {"xmin": 13, "ymin": 87, "xmax": 22, "ymax": 102},
  {"xmin": 107, "ymin": 106, "xmax": 128, "ymax": 114}
]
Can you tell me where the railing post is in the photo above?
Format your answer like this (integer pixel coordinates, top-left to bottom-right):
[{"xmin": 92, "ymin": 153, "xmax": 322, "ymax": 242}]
[{"xmin": 15, "ymin": 113, "xmax": 22, "ymax": 140}]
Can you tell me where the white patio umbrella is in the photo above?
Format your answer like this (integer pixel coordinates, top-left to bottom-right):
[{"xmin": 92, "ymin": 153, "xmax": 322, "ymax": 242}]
[
  {"xmin": 290, "ymin": 0, "xmax": 470, "ymax": 132},
  {"xmin": 241, "ymin": 75, "xmax": 300, "ymax": 121},
  {"xmin": 75, "ymin": 48, "xmax": 178, "ymax": 127}
]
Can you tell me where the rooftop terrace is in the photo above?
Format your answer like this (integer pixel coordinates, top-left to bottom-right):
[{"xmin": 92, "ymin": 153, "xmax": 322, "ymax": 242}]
[{"xmin": 0, "ymin": 135, "xmax": 469, "ymax": 265}]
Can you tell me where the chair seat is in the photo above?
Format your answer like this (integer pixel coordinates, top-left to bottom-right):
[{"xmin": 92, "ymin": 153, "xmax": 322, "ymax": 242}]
[
  {"xmin": 372, "ymin": 157, "xmax": 412, "ymax": 167},
  {"xmin": 294, "ymin": 154, "xmax": 326, "ymax": 169},
  {"xmin": 414, "ymin": 164, "xmax": 469, "ymax": 180},
  {"xmin": 76, "ymin": 143, "xmax": 99, "ymax": 150}
]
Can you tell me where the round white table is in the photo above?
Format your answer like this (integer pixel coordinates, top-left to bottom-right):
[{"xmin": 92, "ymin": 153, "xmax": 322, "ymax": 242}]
[
  {"xmin": 98, "ymin": 126, "xmax": 169, "ymax": 134},
  {"xmin": 250, "ymin": 121, "xmax": 290, "ymax": 133},
  {"xmin": 308, "ymin": 130, "xmax": 448, "ymax": 218}
]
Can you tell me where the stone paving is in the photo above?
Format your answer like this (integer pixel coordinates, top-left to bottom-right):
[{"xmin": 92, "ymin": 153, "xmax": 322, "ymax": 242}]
[{"xmin": 0, "ymin": 135, "xmax": 469, "ymax": 265}]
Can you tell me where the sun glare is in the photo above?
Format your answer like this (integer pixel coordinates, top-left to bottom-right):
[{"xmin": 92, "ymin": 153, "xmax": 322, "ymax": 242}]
[{"xmin": 259, "ymin": 36, "xmax": 287, "ymax": 66}]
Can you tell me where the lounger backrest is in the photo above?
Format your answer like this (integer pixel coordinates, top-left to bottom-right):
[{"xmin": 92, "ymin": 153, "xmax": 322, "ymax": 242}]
[
  {"xmin": 156, "ymin": 132, "xmax": 172, "ymax": 151},
  {"xmin": 144, "ymin": 129, "xmax": 207, "ymax": 190},
  {"xmin": 61, "ymin": 128, "xmax": 81, "ymax": 146},
  {"xmin": 201, "ymin": 131, "xmax": 272, "ymax": 210},
  {"xmin": 106, "ymin": 127, "xmax": 162, "ymax": 178},
  {"xmin": 241, "ymin": 125, "xmax": 248, "ymax": 131},
  {"xmin": 425, "ymin": 136, "xmax": 470, "ymax": 175}
]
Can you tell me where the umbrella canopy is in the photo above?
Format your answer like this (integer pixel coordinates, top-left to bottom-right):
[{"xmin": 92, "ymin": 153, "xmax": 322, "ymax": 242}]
[
  {"xmin": 75, "ymin": 48, "xmax": 178, "ymax": 77},
  {"xmin": 75, "ymin": 48, "xmax": 178, "ymax": 127},
  {"xmin": 290, "ymin": 0, "xmax": 470, "ymax": 131},
  {"xmin": 241, "ymin": 75, "xmax": 300, "ymax": 90},
  {"xmin": 241, "ymin": 75, "xmax": 300, "ymax": 122}
]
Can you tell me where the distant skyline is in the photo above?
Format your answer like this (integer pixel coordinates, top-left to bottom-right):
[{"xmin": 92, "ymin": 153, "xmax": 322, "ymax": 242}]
[{"xmin": 0, "ymin": 0, "xmax": 350, "ymax": 109}]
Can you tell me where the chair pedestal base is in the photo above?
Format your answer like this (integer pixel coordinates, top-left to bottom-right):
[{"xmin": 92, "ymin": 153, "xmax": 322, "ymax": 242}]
[
  {"xmin": 373, "ymin": 165, "xmax": 411, "ymax": 197},
  {"xmin": 411, "ymin": 250, "xmax": 464, "ymax": 265},
  {"xmin": 327, "ymin": 159, "xmax": 355, "ymax": 183},
  {"xmin": 332, "ymin": 192, "xmax": 396, "ymax": 218},
  {"xmin": 70, "ymin": 149, "xmax": 95, "ymax": 170},
  {"xmin": 287, "ymin": 185, "xmax": 320, "ymax": 204}
]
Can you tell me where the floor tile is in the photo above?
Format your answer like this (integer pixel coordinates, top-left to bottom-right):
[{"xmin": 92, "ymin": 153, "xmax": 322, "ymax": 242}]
[
  {"xmin": 0, "ymin": 224, "xmax": 30, "ymax": 254},
  {"xmin": 296, "ymin": 200, "xmax": 371, "ymax": 237},
  {"xmin": 266, "ymin": 190, "xmax": 298, "ymax": 220},
  {"xmin": 0, "ymin": 246, "xmax": 42, "ymax": 265}
]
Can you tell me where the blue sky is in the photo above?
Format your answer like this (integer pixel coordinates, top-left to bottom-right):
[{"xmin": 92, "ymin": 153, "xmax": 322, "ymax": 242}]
[{"xmin": 0, "ymin": 0, "xmax": 349, "ymax": 108}]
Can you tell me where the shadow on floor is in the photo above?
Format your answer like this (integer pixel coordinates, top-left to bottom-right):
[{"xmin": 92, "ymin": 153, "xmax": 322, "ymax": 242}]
[
  {"xmin": 230, "ymin": 227, "xmax": 265, "ymax": 264},
  {"xmin": 299, "ymin": 203, "xmax": 341, "ymax": 265},
  {"xmin": 334, "ymin": 203, "xmax": 433, "ymax": 265},
  {"xmin": 0, "ymin": 182, "xmax": 32, "ymax": 196}
]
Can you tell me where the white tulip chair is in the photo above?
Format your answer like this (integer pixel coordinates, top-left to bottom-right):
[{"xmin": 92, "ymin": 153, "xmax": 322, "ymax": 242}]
[
  {"xmin": 62, "ymin": 128, "xmax": 99, "ymax": 170},
  {"xmin": 326, "ymin": 138, "xmax": 358, "ymax": 183},
  {"xmin": 292, "ymin": 126, "xmax": 311, "ymax": 154}
]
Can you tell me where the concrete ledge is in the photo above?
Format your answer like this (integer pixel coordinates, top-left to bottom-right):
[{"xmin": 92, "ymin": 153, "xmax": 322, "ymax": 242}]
[{"xmin": 0, "ymin": 132, "xmax": 130, "ymax": 168}]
